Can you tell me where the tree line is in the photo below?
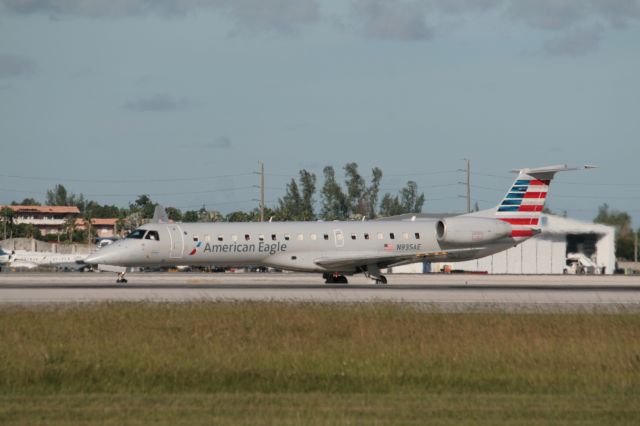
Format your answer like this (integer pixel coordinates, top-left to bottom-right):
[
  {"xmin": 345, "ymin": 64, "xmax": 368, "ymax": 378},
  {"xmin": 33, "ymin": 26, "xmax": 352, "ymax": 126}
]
[{"xmin": 0, "ymin": 163, "xmax": 425, "ymax": 243}]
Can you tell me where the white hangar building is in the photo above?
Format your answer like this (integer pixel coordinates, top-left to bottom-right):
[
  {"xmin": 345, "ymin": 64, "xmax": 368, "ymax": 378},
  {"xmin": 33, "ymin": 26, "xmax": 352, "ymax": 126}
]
[{"xmin": 392, "ymin": 214, "xmax": 616, "ymax": 275}]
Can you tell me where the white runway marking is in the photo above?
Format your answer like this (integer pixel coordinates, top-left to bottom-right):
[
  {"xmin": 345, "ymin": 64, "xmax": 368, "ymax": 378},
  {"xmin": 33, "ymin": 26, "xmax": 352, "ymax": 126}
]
[{"xmin": 0, "ymin": 273, "xmax": 639, "ymax": 311}]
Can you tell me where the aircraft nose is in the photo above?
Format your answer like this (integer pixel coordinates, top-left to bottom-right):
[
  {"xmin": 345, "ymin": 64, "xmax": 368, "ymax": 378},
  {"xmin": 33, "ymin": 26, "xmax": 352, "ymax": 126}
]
[{"xmin": 85, "ymin": 245, "xmax": 123, "ymax": 265}]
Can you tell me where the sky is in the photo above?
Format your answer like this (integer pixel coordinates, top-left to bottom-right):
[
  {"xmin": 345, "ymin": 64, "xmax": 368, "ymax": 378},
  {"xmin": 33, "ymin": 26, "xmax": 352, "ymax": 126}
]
[{"xmin": 1, "ymin": 0, "xmax": 639, "ymax": 225}]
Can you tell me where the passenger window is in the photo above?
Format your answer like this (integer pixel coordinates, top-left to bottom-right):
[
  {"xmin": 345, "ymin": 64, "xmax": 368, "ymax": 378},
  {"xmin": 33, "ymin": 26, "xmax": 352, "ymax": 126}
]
[
  {"xmin": 245, "ymin": 234, "xmax": 250, "ymax": 241},
  {"xmin": 390, "ymin": 233, "xmax": 395, "ymax": 240},
  {"xmin": 205, "ymin": 235, "xmax": 211, "ymax": 242},
  {"xmin": 285, "ymin": 234, "xmax": 290, "ymax": 241},
  {"xmin": 259, "ymin": 235, "xmax": 265, "ymax": 241},
  {"xmin": 218, "ymin": 235, "xmax": 224, "ymax": 242},
  {"xmin": 192, "ymin": 235, "xmax": 198, "ymax": 242},
  {"xmin": 403, "ymin": 232, "xmax": 409, "ymax": 240},
  {"xmin": 324, "ymin": 234, "xmax": 329, "ymax": 240},
  {"xmin": 271, "ymin": 234, "xmax": 277, "ymax": 241},
  {"xmin": 351, "ymin": 233, "xmax": 357, "ymax": 240},
  {"xmin": 377, "ymin": 233, "xmax": 383, "ymax": 240},
  {"xmin": 415, "ymin": 232, "xmax": 420, "ymax": 239},
  {"xmin": 364, "ymin": 233, "xmax": 370, "ymax": 240},
  {"xmin": 146, "ymin": 231, "xmax": 160, "ymax": 241},
  {"xmin": 297, "ymin": 234, "xmax": 304, "ymax": 241},
  {"xmin": 231, "ymin": 235, "xmax": 238, "ymax": 242},
  {"xmin": 310, "ymin": 233, "xmax": 317, "ymax": 241}
]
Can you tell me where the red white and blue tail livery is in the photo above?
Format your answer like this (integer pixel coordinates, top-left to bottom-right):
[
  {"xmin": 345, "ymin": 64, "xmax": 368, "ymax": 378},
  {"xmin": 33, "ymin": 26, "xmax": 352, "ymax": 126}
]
[{"xmin": 494, "ymin": 165, "xmax": 576, "ymax": 240}]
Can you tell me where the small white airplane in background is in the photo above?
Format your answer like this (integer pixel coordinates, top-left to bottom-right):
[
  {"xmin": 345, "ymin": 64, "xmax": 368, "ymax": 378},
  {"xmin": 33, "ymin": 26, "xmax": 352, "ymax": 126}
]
[
  {"xmin": 0, "ymin": 247, "xmax": 89, "ymax": 271},
  {"xmin": 86, "ymin": 164, "xmax": 594, "ymax": 284}
]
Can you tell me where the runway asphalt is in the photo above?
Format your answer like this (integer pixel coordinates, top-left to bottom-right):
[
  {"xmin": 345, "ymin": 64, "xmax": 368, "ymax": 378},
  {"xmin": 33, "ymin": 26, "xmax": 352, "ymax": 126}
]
[{"xmin": 1, "ymin": 272, "xmax": 639, "ymax": 311}]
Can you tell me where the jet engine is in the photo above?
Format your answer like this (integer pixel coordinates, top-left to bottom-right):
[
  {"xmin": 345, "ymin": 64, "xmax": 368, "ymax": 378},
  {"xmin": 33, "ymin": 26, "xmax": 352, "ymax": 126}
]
[{"xmin": 436, "ymin": 217, "xmax": 512, "ymax": 245}]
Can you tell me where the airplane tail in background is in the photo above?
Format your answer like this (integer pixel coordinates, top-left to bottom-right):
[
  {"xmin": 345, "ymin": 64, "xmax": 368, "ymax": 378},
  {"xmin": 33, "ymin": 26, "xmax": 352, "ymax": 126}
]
[{"xmin": 494, "ymin": 165, "xmax": 593, "ymax": 240}]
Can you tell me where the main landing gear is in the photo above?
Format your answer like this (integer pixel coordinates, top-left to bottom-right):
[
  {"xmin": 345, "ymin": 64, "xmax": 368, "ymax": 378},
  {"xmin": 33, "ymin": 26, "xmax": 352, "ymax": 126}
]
[
  {"xmin": 373, "ymin": 275, "xmax": 387, "ymax": 285},
  {"xmin": 365, "ymin": 264, "xmax": 388, "ymax": 285},
  {"xmin": 324, "ymin": 273, "xmax": 348, "ymax": 284},
  {"xmin": 116, "ymin": 272, "xmax": 128, "ymax": 284}
]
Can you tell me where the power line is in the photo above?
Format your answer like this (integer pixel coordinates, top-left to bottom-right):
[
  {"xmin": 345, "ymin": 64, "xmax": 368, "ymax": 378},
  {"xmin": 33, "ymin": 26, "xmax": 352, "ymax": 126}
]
[
  {"xmin": 0, "ymin": 186, "xmax": 255, "ymax": 198},
  {"xmin": 385, "ymin": 170, "xmax": 459, "ymax": 177},
  {"xmin": 0, "ymin": 172, "xmax": 255, "ymax": 184}
]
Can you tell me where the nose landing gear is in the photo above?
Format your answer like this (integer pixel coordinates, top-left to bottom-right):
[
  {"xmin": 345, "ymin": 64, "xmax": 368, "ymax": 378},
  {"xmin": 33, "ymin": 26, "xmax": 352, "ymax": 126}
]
[{"xmin": 116, "ymin": 272, "xmax": 127, "ymax": 284}]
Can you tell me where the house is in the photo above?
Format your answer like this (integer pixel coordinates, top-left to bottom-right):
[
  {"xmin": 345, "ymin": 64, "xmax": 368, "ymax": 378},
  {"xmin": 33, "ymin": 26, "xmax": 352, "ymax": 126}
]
[
  {"xmin": 75, "ymin": 218, "xmax": 119, "ymax": 238},
  {"xmin": 0, "ymin": 205, "xmax": 80, "ymax": 236}
]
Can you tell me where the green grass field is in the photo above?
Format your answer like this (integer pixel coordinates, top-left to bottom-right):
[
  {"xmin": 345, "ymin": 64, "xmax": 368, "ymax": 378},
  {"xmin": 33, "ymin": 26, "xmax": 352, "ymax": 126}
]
[{"xmin": 1, "ymin": 302, "xmax": 639, "ymax": 424}]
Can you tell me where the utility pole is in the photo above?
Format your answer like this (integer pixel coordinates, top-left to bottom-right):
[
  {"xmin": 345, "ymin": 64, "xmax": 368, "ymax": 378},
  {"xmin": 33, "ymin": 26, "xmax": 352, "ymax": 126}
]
[
  {"xmin": 466, "ymin": 159, "xmax": 471, "ymax": 213},
  {"xmin": 457, "ymin": 159, "xmax": 472, "ymax": 213},
  {"xmin": 260, "ymin": 161, "xmax": 265, "ymax": 222},
  {"xmin": 635, "ymin": 230, "xmax": 638, "ymax": 264}
]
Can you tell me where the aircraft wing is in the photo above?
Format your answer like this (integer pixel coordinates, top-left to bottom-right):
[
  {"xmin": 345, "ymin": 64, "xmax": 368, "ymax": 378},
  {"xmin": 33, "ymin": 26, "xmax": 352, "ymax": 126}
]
[{"xmin": 313, "ymin": 247, "xmax": 487, "ymax": 271}]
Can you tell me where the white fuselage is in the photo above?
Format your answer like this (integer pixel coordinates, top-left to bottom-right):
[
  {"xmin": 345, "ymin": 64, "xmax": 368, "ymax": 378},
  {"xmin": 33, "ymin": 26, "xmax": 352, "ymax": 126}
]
[
  {"xmin": 0, "ymin": 250, "xmax": 88, "ymax": 269},
  {"xmin": 85, "ymin": 219, "xmax": 515, "ymax": 273}
]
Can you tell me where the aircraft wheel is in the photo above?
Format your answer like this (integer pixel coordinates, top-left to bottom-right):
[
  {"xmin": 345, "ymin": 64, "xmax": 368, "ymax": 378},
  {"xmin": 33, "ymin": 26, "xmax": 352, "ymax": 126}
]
[
  {"xmin": 337, "ymin": 275, "xmax": 348, "ymax": 284},
  {"xmin": 378, "ymin": 275, "xmax": 387, "ymax": 285}
]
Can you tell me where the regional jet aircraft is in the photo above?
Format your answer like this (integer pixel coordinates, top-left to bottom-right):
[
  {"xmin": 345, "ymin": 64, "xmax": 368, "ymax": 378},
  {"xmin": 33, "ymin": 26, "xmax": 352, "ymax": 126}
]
[
  {"xmin": 85, "ymin": 165, "xmax": 591, "ymax": 284},
  {"xmin": 0, "ymin": 247, "xmax": 89, "ymax": 270}
]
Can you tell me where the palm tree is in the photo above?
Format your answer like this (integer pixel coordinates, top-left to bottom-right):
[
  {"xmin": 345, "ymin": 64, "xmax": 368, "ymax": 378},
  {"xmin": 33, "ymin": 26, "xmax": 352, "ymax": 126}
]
[
  {"xmin": 82, "ymin": 212, "xmax": 95, "ymax": 245},
  {"xmin": 1, "ymin": 207, "xmax": 15, "ymax": 240},
  {"xmin": 64, "ymin": 215, "xmax": 77, "ymax": 243}
]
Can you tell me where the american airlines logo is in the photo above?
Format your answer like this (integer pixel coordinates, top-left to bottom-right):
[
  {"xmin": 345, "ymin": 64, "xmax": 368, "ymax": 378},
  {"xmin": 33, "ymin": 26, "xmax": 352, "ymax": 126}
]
[{"xmin": 190, "ymin": 241, "xmax": 288, "ymax": 256}]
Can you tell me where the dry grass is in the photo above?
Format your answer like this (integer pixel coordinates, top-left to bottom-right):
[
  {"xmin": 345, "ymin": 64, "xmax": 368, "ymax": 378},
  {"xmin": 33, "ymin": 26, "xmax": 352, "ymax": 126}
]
[{"xmin": 1, "ymin": 302, "xmax": 639, "ymax": 424}]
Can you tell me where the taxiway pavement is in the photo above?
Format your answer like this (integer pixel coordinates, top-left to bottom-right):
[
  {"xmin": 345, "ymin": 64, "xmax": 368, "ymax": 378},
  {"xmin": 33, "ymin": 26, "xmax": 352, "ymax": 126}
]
[{"xmin": 1, "ymin": 272, "xmax": 639, "ymax": 311}]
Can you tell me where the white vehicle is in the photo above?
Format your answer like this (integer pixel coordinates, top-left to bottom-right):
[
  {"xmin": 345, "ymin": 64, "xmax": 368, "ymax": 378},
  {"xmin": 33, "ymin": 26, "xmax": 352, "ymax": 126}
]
[
  {"xmin": 0, "ymin": 248, "xmax": 89, "ymax": 271},
  {"xmin": 85, "ymin": 164, "xmax": 593, "ymax": 284},
  {"xmin": 564, "ymin": 253, "xmax": 600, "ymax": 275}
]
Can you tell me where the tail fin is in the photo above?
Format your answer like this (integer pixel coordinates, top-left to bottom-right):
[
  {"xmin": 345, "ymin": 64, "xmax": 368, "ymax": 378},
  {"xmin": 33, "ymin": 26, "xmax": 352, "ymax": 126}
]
[
  {"xmin": 495, "ymin": 165, "xmax": 579, "ymax": 239},
  {"xmin": 152, "ymin": 205, "xmax": 169, "ymax": 223}
]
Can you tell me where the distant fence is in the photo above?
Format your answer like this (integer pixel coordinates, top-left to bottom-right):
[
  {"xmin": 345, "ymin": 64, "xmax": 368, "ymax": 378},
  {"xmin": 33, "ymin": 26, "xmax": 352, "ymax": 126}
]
[{"xmin": 0, "ymin": 238, "xmax": 93, "ymax": 254}]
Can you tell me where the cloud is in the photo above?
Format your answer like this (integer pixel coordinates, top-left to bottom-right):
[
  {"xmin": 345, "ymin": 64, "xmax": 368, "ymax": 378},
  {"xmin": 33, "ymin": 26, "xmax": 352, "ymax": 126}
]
[
  {"xmin": 222, "ymin": 0, "xmax": 318, "ymax": 34},
  {"xmin": 508, "ymin": 0, "xmax": 640, "ymax": 30},
  {"xmin": 591, "ymin": 0, "xmax": 640, "ymax": 28},
  {"xmin": 1, "ymin": 0, "xmax": 194, "ymax": 18},
  {"xmin": 0, "ymin": 0, "xmax": 320, "ymax": 33},
  {"xmin": 430, "ymin": 0, "xmax": 502, "ymax": 15},
  {"xmin": 543, "ymin": 25, "xmax": 603, "ymax": 56},
  {"xmin": 0, "ymin": 54, "xmax": 37, "ymax": 78},
  {"xmin": 203, "ymin": 136, "xmax": 232, "ymax": 149},
  {"xmin": 346, "ymin": 0, "xmax": 640, "ymax": 55},
  {"xmin": 507, "ymin": 0, "xmax": 587, "ymax": 30},
  {"xmin": 351, "ymin": 0, "xmax": 434, "ymax": 41},
  {"xmin": 124, "ymin": 93, "xmax": 195, "ymax": 112},
  {"xmin": 3, "ymin": 0, "xmax": 639, "ymax": 52},
  {"xmin": 181, "ymin": 136, "xmax": 233, "ymax": 149}
]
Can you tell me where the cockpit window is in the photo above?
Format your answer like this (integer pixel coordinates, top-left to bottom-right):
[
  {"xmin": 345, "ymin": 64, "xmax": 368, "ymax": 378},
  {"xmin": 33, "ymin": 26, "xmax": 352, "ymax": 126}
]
[
  {"xmin": 145, "ymin": 231, "xmax": 160, "ymax": 241},
  {"xmin": 126, "ymin": 229, "xmax": 147, "ymax": 239}
]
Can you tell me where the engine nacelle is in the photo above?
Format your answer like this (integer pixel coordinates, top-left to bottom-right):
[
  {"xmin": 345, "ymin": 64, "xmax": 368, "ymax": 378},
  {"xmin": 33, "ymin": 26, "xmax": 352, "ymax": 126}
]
[{"xmin": 436, "ymin": 217, "xmax": 512, "ymax": 245}]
